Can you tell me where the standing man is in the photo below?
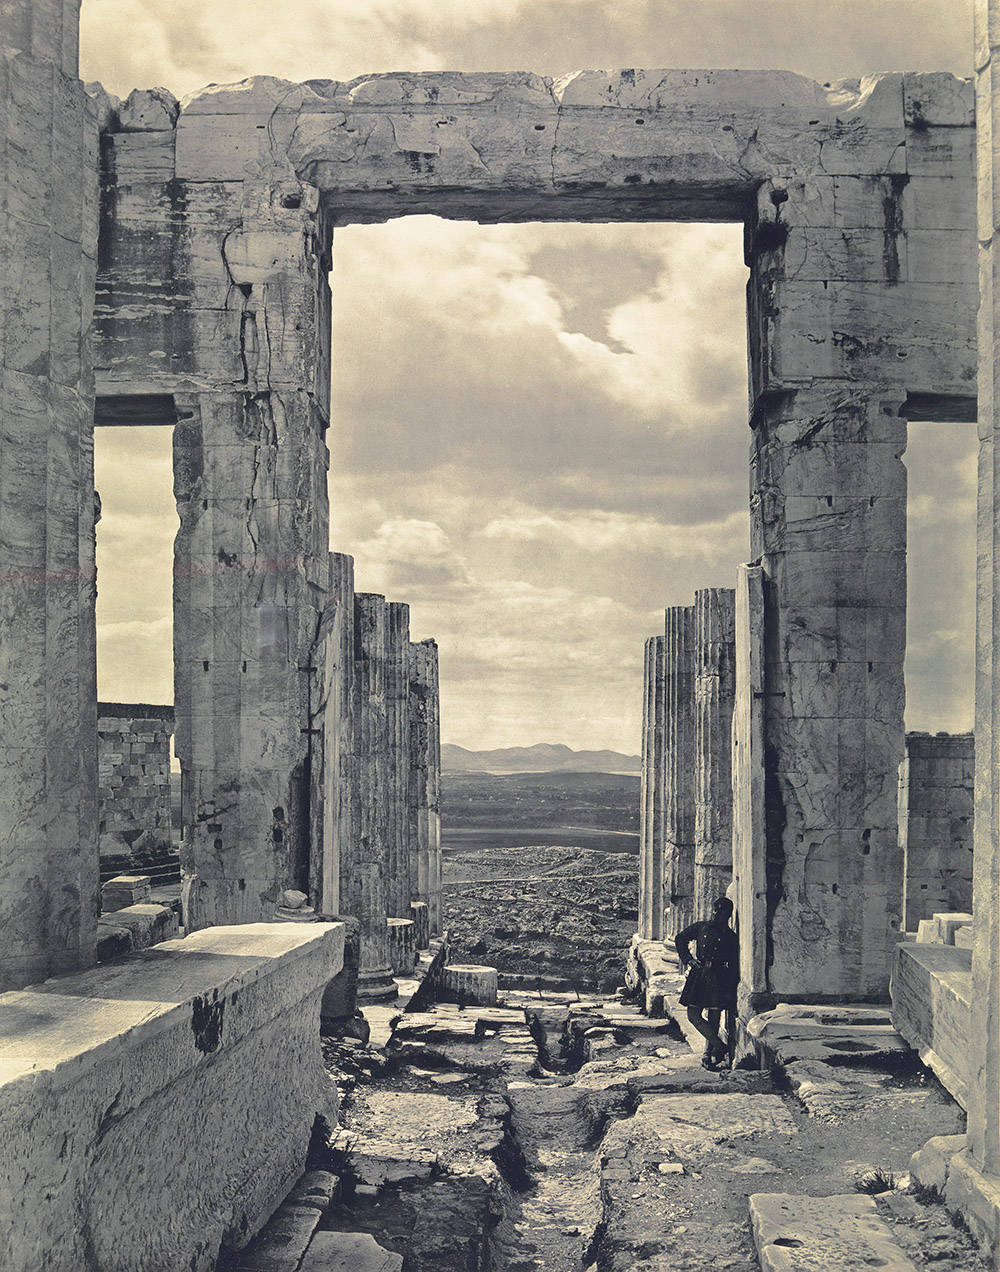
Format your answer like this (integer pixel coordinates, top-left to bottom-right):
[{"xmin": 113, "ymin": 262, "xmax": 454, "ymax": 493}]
[{"xmin": 675, "ymin": 897, "xmax": 739, "ymax": 1069}]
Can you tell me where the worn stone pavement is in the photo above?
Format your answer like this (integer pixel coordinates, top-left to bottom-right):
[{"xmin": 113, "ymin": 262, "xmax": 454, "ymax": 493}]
[{"xmin": 232, "ymin": 981, "xmax": 987, "ymax": 1272}]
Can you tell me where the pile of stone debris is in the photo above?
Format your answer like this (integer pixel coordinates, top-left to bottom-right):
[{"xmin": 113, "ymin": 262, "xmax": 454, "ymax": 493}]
[{"xmin": 229, "ymin": 968, "xmax": 985, "ymax": 1272}]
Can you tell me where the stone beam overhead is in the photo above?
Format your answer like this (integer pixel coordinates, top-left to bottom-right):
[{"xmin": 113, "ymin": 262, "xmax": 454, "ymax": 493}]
[
  {"xmin": 94, "ymin": 68, "xmax": 977, "ymax": 407},
  {"xmin": 172, "ymin": 71, "xmax": 961, "ymax": 225}
]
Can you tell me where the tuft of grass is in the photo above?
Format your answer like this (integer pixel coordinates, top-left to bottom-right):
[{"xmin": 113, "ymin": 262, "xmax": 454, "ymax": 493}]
[
  {"xmin": 910, "ymin": 1180, "xmax": 943, "ymax": 1206},
  {"xmin": 855, "ymin": 1167, "xmax": 897, "ymax": 1195}
]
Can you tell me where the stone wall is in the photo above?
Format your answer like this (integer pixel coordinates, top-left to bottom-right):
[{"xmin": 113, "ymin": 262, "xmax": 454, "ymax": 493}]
[
  {"xmin": 97, "ymin": 702, "xmax": 175, "ymax": 861},
  {"xmin": 0, "ymin": 923, "xmax": 343, "ymax": 1272},
  {"xmin": 899, "ymin": 732, "xmax": 975, "ymax": 930}
]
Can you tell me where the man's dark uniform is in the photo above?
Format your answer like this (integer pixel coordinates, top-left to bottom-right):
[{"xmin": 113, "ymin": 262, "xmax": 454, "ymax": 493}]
[{"xmin": 675, "ymin": 916, "xmax": 739, "ymax": 1011}]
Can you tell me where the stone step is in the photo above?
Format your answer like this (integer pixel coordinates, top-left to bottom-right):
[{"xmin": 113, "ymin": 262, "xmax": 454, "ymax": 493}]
[
  {"xmin": 747, "ymin": 1005, "xmax": 910, "ymax": 1067},
  {"xmin": 749, "ymin": 1193, "xmax": 919, "ymax": 1272},
  {"xmin": 299, "ymin": 1230, "xmax": 403, "ymax": 1271}
]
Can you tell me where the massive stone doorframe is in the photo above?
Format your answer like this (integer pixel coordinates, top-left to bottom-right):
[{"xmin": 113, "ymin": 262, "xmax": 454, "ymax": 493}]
[
  {"xmin": 2, "ymin": 55, "xmax": 977, "ymax": 997},
  {"xmin": 149, "ymin": 68, "xmax": 971, "ymax": 1000}
]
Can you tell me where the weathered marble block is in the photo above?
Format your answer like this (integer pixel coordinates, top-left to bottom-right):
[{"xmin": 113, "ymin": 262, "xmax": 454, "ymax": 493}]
[
  {"xmin": 101, "ymin": 873, "xmax": 152, "ymax": 912},
  {"xmin": 96, "ymin": 903, "xmax": 178, "ymax": 960},
  {"xmin": 891, "ymin": 940, "xmax": 971, "ymax": 1110},
  {"xmin": 0, "ymin": 923, "xmax": 343, "ymax": 1272}
]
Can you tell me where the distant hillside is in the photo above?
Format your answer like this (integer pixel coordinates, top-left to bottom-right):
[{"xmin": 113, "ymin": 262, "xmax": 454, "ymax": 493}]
[{"xmin": 441, "ymin": 742, "xmax": 641, "ymax": 774}]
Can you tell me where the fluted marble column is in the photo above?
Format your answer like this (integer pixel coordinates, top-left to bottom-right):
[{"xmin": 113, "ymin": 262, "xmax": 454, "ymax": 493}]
[
  {"xmin": 409, "ymin": 639, "xmax": 442, "ymax": 934},
  {"xmin": 638, "ymin": 635, "xmax": 666, "ymax": 940},
  {"xmin": 664, "ymin": 605, "xmax": 697, "ymax": 937},
  {"xmin": 385, "ymin": 602, "xmax": 411, "ymax": 918},
  {"xmin": 350, "ymin": 592, "xmax": 394, "ymax": 1000},
  {"xmin": 694, "ymin": 588, "xmax": 737, "ymax": 919},
  {"xmin": 310, "ymin": 552, "xmax": 355, "ymax": 915}
]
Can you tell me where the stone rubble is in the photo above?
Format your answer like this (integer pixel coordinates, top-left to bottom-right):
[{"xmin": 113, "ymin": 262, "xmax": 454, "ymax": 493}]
[{"xmin": 227, "ymin": 968, "xmax": 979, "ymax": 1272}]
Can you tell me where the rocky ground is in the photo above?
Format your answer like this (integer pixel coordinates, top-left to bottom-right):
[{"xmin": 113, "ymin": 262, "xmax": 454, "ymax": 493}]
[
  {"xmin": 299, "ymin": 983, "xmax": 985, "ymax": 1272},
  {"xmin": 443, "ymin": 844, "xmax": 638, "ymax": 991}
]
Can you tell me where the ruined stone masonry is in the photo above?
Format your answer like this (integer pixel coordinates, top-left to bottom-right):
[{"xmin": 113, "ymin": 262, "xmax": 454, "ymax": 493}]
[
  {"xmin": 899, "ymin": 732, "xmax": 974, "ymax": 930},
  {"xmin": 9, "ymin": 0, "xmax": 1000, "ymax": 1255},
  {"xmin": 97, "ymin": 701, "xmax": 174, "ymax": 863},
  {"xmin": 83, "ymin": 64, "xmax": 974, "ymax": 1009}
]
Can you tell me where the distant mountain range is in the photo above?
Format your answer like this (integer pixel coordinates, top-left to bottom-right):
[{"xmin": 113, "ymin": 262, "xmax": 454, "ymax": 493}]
[{"xmin": 441, "ymin": 742, "xmax": 641, "ymax": 774}]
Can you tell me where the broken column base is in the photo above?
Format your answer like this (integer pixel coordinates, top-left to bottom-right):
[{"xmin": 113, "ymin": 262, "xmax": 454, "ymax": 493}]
[
  {"xmin": 356, "ymin": 966, "xmax": 399, "ymax": 1003},
  {"xmin": 439, "ymin": 964, "xmax": 498, "ymax": 1007},
  {"xmin": 388, "ymin": 918, "xmax": 416, "ymax": 976}
]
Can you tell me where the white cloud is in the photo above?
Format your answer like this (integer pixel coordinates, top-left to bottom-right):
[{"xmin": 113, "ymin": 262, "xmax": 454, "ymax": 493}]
[
  {"xmin": 80, "ymin": 0, "xmax": 972, "ymax": 101},
  {"xmin": 480, "ymin": 507, "xmax": 747, "ymax": 554}
]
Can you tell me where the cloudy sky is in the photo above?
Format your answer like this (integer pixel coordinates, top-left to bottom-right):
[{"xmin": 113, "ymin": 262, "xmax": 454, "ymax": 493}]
[{"xmin": 83, "ymin": 0, "xmax": 976, "ymax": 753}]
